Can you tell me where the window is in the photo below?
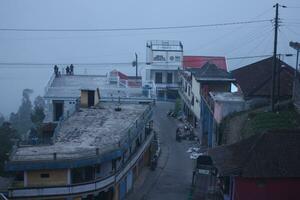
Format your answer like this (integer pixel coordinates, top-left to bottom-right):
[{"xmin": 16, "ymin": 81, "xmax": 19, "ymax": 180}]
[
  {"xmin": 175, "ymin": 56, "xmax": 181, "ymax": 62},
  {"xmin": 167, "ymin": 73, "xmax": 173, "ymax": 84},
  {"xmin": 40, "ymin": 173, "xmax": 50, "ymax": 178},
  {"xmin": 155, "ymin": 72, "xmax": 163, "ymax": 84}
]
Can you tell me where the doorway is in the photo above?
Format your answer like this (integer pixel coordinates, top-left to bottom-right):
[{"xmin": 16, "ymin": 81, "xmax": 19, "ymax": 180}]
[
  {"xmin": 53, "ymin": 100, "xmax": 64, "ymax": 121},
  {"xmin": 88, "ymin": 90, "xmax": 95, "ymax": 107}
]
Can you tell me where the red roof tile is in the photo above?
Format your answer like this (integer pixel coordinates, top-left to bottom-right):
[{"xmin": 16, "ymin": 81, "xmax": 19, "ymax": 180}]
[{"xmin": 183, "ymin": 56, "xmax": 227, "ymax": 71}]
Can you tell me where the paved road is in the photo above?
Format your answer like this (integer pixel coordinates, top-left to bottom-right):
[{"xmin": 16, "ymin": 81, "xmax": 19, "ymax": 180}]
[{"xmin": 127, "ymin": 102, "xmax": 194, "ymax": 200}]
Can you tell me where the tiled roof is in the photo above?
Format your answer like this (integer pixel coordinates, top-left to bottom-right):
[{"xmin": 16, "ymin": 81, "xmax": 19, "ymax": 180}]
[
  {"xmin": 183, "ymin": 56, "xmax": 227, "ymax": 70},
  {"xmin": 208, "ymin": 129, "xmax": 300, "ymax": 178},
  {"xmin": 192, "ymin": 62, "xmax": 234, "ymax": 81},
  {"xmin": 231, "ymin": 57, "xmax": 294, "ymax": 98}
]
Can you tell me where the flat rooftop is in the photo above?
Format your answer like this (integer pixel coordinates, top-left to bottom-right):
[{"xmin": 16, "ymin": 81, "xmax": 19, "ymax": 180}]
[
  {"xmin": 11, "ymin": 102, "xmax": 149, "ymax": 162},
  {"xmin": 148, "ymin": 40, "xmax": 183, "ymax": 51},
  {"xmin": 45, "ymin": 74, "xmax": 150, "ymax": 99},
  {"xmin": 45, "ymin": 75, "xmax": 108, "ymax": 98}
]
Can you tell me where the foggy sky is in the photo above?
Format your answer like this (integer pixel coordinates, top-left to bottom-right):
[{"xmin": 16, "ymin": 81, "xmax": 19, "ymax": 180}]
[{"xmin": 0, "ymin": 0, "xmax": 299, "ymax": 115}]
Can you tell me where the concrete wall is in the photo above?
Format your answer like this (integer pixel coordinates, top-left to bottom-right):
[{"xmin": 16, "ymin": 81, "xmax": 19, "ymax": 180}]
[
  {"xmin": 95, "ymin": 89, "xmax": 100, "ymax": 105},
  {"xmin": 191, "ymin": 76, "xmax": 201, "ymax": 119},
  {"xmin": 80, "ymin": 90, "xmax": 89, "ymax": 108},
  {"xmin": 80, "ymin": 90, "xmax": 99, "ymax": 108},
  {"xmin": 27, "ymin": 169, "xmax": 68, "ymax": 187},
  {"xmin": 64, "ymin": 100, "xmax": 77, "ymax": 118},
  {"xmin": 214, "ymin": 101, "xmax": 245, "ymax": 124}
]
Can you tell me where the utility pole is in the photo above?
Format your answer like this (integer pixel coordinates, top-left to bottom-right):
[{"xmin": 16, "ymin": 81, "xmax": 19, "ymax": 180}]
[
  {"xmin": 289, "ymin": 41, "xmax": 300, "ymax": 101},
  {"xmin": 135, "ymin": 53, "xmax": 138, "ymax": 78},
  {"xmin": 132, "ymin": 53, "xmax": 138, "ymax": 78},
  {"xmin": 271, "ymin": 3, "xmax": 286, "ymax": 111},
  {"xmin": 290, "ymin": 42, "xmax": 300, "ymax": 76},
  {"xmin": 271, "ymin": 3, "xmax": 279, "ymax": 112}
]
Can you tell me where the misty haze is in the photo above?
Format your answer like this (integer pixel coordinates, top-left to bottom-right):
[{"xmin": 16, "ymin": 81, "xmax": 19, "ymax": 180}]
[{"xmin": 0, "ymin": 1, "xmax": 300, "ymax": 200}]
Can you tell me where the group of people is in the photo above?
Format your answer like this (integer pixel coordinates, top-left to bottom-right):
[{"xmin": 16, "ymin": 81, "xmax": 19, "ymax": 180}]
[{"xmin": 54, "ymin": 64, "xmax": 74, "ymax": 77}]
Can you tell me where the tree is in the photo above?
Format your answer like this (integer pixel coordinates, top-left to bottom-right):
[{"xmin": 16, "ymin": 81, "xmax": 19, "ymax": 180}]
[
  {"xmin": 10, "ymin": 89, "xmax": 33, "ymax": 135},
  {"xmin": 31, "ymin": 96, "xmax": 45, "ymax": 130},
  {"xmin": 174, "ymin": 98, "xmax": 182, "ymax": 117},
  {"xmin": 0, "ymin": 113, "xmax": 4, "ymax": 126},
  {"xmin": 0, "ymin": 122, "xmax": 17, "ymax": 175}
]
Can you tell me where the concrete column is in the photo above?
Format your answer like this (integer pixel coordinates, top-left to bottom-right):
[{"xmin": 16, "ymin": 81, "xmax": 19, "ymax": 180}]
[
  {"xmin": 67, "ymin": 168, "xmax": 71, "ymax": 184},
  {"xmin": 24, "ymin": 171, "xmax": 28, "ymax": 187}
]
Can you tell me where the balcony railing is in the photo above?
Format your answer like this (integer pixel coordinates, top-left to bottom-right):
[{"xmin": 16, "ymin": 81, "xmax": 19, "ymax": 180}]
[{"xmin": 154, "ymin": 82, "xmax": 179, "ymax": 89}]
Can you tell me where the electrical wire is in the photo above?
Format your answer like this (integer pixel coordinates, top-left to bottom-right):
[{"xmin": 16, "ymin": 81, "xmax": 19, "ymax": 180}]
[
  {"xmin": 0, "ymin": 20, "xmax": 271, "ymax": 32},
  {"xmin": 0, "ymin": 55, "xmax": 276, "ymax": 69}
]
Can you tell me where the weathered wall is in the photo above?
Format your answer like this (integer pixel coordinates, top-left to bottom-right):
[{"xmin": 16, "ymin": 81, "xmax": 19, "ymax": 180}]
[
  {"xmin": 214, "ymin": 101, "xmax": 245, "ymax": 124},
  {"xmin": 27, "ymin": 169, "xmax": 68, "ymax": 187},
  {"xmin": 95, "ymin": 89, "xmax": 100, "ymax": 105},
  {"xmin": 80, "ymin": 90, "xmax": 88, "ymax": 107},
  {"xmin": 234, "ymin": 177, "xmax": 300, "ymax": 200},
  {"xmin": 191, "ymin": 76, "xmax": 201, "ymax": 119}
]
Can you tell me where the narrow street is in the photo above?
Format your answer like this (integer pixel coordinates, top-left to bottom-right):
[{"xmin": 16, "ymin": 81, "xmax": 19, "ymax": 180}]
[{"xmin": 127, "ymin": 102, "xmax": 194, "ymax": 200}]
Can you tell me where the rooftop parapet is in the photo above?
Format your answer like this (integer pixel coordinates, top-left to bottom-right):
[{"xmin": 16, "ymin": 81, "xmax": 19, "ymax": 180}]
[{"xmin": 6, "ymin": 102, "xmax": 153, "ymax": 171}]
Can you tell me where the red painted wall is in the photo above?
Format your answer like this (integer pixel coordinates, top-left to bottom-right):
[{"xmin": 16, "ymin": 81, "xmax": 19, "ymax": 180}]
[{"xmin": 234, "ymin": 177, "xmax": 300, "ymax": 200}]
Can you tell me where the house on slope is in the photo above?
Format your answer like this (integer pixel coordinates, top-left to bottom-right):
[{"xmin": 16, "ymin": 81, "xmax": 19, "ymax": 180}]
[
  {"xmin": 231, "ymin": 57, "xmax": 295, "ymax": 108},
  {"xmin": 179, "ymin": 56, "xmax": 228, "ymax": 127},
  {"xmin": 208, "ymin": 129, "xmax": 300, "ymax": 200},
  {"xmin": 179, "ymin": 61, "xmax": 241, "ymax": 147}
]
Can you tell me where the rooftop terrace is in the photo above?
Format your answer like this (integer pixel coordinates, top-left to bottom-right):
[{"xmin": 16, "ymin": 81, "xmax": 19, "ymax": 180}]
[
  {"xmin": 44, "ymin": 74, "xmax": 155, "ymax": 99},
  {"xmin": 10, "ymin": 102, "xmax": 150, "ymax": 162}
]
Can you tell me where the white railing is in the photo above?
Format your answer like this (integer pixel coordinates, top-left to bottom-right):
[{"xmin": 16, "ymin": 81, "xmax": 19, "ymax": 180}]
[
  {"xmin": 9, "ymin": 133, "xmax": 154, "ymax": 198},
  {"xmin": 44, "ymin": 73, "xmax": 55, "ymax": 95}
]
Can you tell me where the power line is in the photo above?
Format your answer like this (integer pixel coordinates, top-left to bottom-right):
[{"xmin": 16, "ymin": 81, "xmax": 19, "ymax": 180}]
[
  {"xmin": 286, "ymin": 6, "xmax": 300, "ymax": 9},
  {"xmin": 0, "ymin": 55, "xmax": 277, "ymax": 69},
  {"xmin": 0, "ymin": 20, "xmax": 271, "ymax": 32}
]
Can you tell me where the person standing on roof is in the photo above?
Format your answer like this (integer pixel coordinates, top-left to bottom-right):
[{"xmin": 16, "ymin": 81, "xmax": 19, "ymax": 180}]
[
  {"xmin": 70, "ymin": 64, "xmax": 74, "ymax": 75},
  {"xmin": 54, "ymin": 65, "xmax": 59, "ymax": 77},
  {"xmin": 66, "ymin": 66, "xmax": 70, "ymax": 75}
]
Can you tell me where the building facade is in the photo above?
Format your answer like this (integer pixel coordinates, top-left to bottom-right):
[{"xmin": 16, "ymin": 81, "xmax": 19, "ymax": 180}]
[
  {"xmin": 144, "ymin": 40, "xmax": 183, "ymax": 100},
  {"xmin": 178, "ymin": 62, "xmax": 236, "ymax": 147},
  {"xmin": 5, "ymin": 71, "xmax": 157, "ymax": 200},
  {"xmin": 208, "ymin": 130, "xmax": 300, "ymax": 200}
]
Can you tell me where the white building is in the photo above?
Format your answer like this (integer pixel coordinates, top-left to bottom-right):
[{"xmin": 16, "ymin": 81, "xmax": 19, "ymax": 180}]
[
  {"xmin": 44, "ymin": 69, "xmax": 156, "ymax": 123},
  {"xmin": 144, "ymin": 40, "xmax": 183, "ymax": 100}
]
